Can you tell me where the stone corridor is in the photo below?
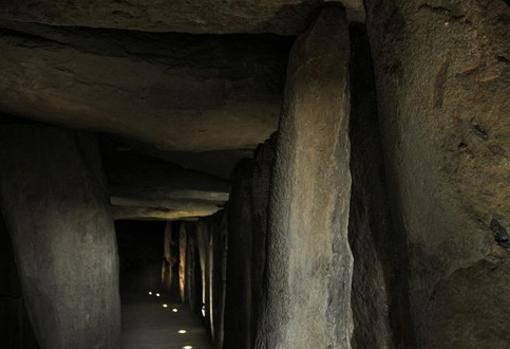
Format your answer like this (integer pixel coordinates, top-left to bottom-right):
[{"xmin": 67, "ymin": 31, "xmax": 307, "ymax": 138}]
[{"xmin": 0, "ymin": 1, "xmax": 509, "ymax": 349}]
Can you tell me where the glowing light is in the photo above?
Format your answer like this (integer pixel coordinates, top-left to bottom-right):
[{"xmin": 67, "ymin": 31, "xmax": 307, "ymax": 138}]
[
  {"xmin": 172, "ymin": 308, "xmax": 179, "ymax": 313},
  {"xmin": 178, "ymin": 330, "xmax": 187, "ymax": 334},
  {"xmin": 148, "ymin": 291, "xmax": 153, "ymax": 295},
  {"xmin": 201, "ymin": 305, "xmax": 206, "ymax": 317},
  {"xmin": 182, "ymin": 346, "xmax": 193, "ymax": 349},
  {"xmin": 162, "ymin": 304, "xmax": 168, "ymax": 308},
  {"xmin": 156, "ymin": 293, "xmax": 160, "ymax": 297}
]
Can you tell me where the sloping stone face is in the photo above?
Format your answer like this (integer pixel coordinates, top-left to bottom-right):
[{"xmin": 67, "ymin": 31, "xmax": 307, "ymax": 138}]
[
  {"xmin": 0, "ymin": 0, "xmax": 365, "ymax": 34},
  {"xmin": 184, "ymin": 136, "xmax": 274, "ymax": 349},
  {"xmin": 365, "ymin": 0, "xmax": 510, "ymax": 348},
  {"xmin": 0, "ymin": 22, "xmax": 290, "ymax": 152},
  {"xmin": 257, "ymin": 7, "xmax": 353, "ymax": 348},
  {"xmin": 0, "ymin": 124, "xmax": 120, "ymax": 349}
]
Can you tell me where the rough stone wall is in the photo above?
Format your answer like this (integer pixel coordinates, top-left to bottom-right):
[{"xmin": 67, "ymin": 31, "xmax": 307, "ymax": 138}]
[
  {"xmin": 0, "ymin": 124, "xmax": 120, "ymax": 349},
  {"xmin": 257, "ymin": 7, "xmax": 353, "ymax": 348},
  {"xmin": 365, "ymin": 1, "xmax": 510, "ymax": 348}
]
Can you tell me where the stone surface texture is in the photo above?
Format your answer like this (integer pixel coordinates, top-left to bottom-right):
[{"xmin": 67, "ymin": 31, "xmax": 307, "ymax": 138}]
[
  {"xmin": 256, "ymin": 7, "xmax": 353, "ymax": 348},
  {"xmin": 0, "ymin": 124, "xmax": 121, "ymax": 349},
  {"xmin": 365, "ymin": 0, "xmax": 510, "ymax": 347},
  {"xmin": 0, "ymin": 1, "xmax": 364, "ymax": 34},
  {"xmin": 0, "ymin": 21, "xmax": 290, "ymax": 152}
]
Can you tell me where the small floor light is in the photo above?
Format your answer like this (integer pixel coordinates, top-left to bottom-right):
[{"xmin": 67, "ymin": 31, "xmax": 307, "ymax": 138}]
[
  {"xmin": 172, "ymin": 308, "xmax": 179, "ymax": 313},
  {"xmin": 162, "ymin": 304, "xmax": 168, "ymax": 308},
  {"xmin": 148, "ymin": 291, "xmax": 153, "ymax": 295},
  {"xmin": 182, "ymin": 346, "xmax": 193, "ymax": 349},
  {"xmin": 156, "ymin": 293, "xmax": 160, "ymax": 297},
  {"xmin": 178, "ymin": 330, "xmax": 187, "ymax": 334}
]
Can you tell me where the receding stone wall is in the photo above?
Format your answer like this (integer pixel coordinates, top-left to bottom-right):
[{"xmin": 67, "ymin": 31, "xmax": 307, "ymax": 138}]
[
  {"xmin": 222, "ymin": 136, "xmax": 276, "ymax": 349},
  {"xmin": 365, "ymin": 1, "xmax": 510, "ymax": 347}
]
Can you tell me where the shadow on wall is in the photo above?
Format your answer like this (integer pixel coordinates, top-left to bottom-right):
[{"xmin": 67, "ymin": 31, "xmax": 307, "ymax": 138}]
[{"xmin": 0, "ymin": 214, "xmax": 39, "ymax": 349}]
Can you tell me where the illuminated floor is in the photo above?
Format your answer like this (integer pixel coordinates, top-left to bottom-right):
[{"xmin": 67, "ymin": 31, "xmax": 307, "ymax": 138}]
[{"xmin": 121, "ymin": 295, "xmax": 213, "ymax": 349}]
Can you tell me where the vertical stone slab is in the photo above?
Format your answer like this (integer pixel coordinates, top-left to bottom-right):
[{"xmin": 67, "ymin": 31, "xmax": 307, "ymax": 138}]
[
  {"xmin": 207, "ymin": 222, "xmax": 215, "ymax": 338},
  {"xmin": 224, "ymin": 160, "xmax": 255, "ymax": 349},
  {"xmin": 0, "ymin": 124, "xmax": 120, "ymax": 349},
  {"xmin": 212, "ymin": 212, "xmax": 228, "ymax": 349},
  {"xmin": 258, "ymin": 7, "xmax": 353, "ymax": 348},
  {"xmin": 162, "ymin": 222, "xmax": 173, "ymax": 292},
  {"xmin": 364, "ymin": 0, "xmax": 510, "ymax": 348},
  {"xmin": 196, "ymin": 221, "xmax": 210, "ymax": 320},
  {"xmin": 185, "ymin": 223, "xmax": 202, "ymax": 314},
  {"xmin": 178, "ymin": 223, "xmax": 187, "ymax": 302}
]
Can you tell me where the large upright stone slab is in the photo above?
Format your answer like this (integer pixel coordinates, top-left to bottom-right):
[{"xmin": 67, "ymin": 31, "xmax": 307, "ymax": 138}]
[
  {"xmin": 0, "ymin": 124, "xmax": 120, "ymax": 349},
  {"xmin": 257, "ymin": 7, "xmax": 353, "ymax": 348},
  {"xmin": 178, "ymin": 223, "xmax": 188, "ymax": 303},
  {"xmin": 365, "ymin": 0, "xmax": 510, "ymax": 348}
]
